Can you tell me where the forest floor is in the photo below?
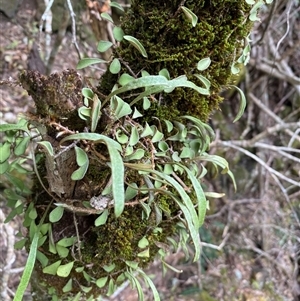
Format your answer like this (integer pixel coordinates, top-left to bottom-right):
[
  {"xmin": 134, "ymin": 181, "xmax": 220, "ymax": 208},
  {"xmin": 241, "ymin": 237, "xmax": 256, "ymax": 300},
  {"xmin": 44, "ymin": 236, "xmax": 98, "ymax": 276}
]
[{"xmin": 1, "ymin": 1, "xmax": 299, "ymax": 301}]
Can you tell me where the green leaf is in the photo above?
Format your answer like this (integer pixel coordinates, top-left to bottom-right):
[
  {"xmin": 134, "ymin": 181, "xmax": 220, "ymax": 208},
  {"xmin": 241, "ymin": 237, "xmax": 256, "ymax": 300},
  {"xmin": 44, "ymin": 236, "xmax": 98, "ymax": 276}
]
[
  {"xmin": 123, "ymin": 35, "xmax": 148, "ymax": 58},
  {"xmin": 138, "ymin": 269, "xmax": 161, "ymax": 301},
  {"xmin": 103, "ymin": 263, "xmax": 116, "ymax": 273},
  {"xmin": 0, "ymin": 142, "xmax": 11, "ymax": 163},
  {"xmin": 71, "ymin": 146, "xmax": 89, "ymax": 181},
  {"xmin": 56, "ymin": 245, "xmax": 70, "ymax": 258},
  {"xmin": 132, "ymin": 107, "xmax": 143, "ymax": 119},
  {"xmin": 143, "ymin": 97, "xmax": 151, "ymax": 110},
  {"xmin": 57, "ymin": 237, "xmax": 76, "ymax": 247},
  {"xmin": 36, "ymin": 250, "xmax": 49, "ymax": 268},
  {"xmin": 101, "ymin": 12, "xmax": 114, "ymax": 23},
  {"xmin": 125, "ymin": 183, "xmax": 138, "ymax": 201},
  {"xmin": 140, "ymin": 122, "xmax": 154, "ymax": 138},
  {"xmin": 137, "ymin": 248, "xmax": 150, "ymax": 257},
  {"xmin": 111, "ymin": 96, "xmax": 132, "ymax": 119},
  {"xmin": 113, "ymin": 26, "xmax": 125, "ymax": 41},
  {"xmin": 129, "ymin": 127, "xmax": 139, "ymax": 146},
  {"xmin": 194, "ymin": 74, "xmax": 211, "ymax": 90},
  {"xmin": 116, "ymin": 130, "xmax": 129, "ymax": 144},
  {"xmin": 138, "ymin": 236, "xmax": 149, "ymax": 248},
  {"xmin": 62, "ymin": 278, "xmax": 73, "ymax": 293},
  {"xmin": 110, "ymin": 1, "xmax": 125, "ymax": 12},
  {"xmin": 107, "ymin": 278, "xmax": 116, "ymax": 297},
  {"xmin": 231, "ymin": 63, "xmax": 240, "ymax": 75},
  {"xmin": 180, "ymin": 165, "xmax": 207, "ymax": 227},
  {"xmin": 197, "ymin": 57, "xmax": 211, "ymax": 71},
  {"xmin": 43, "ymin": 260, "xmax": 62, "ymax": 275},
  {"xmin": 94, "ymin": 209, "xmax": 109, "ymax": 226},
  {"xmin": 0, "ymin": 160, "xmax": 9, "ymax": 174},
  {"xmin": 151, "ymin": 127, "xmax": 164, "ymax": 143},
  {"xmin": 119, "ymin": 73, "xmax": 135, "ymax": 86},
  {"xmin": 97, "ymin": 40, "xmax": 113, "ymax": 53},
  {"xmin": 159, "ymin": 68, "xmax": 170, "ymax": 80},
  {"xmin": 109, "ymin": 58, "xmax": 121, "ymax": 74},
  {"xmin": 14, "ymin": 238, "xmax": 27, "ymax": 250},
  {"xmin": 229, "ymin": 85, "xmax": 247, "ymax": 123},
  {"xmin": 125, "ymin": 261, "xmax": 139, "ymax": 269},
  {"xmin": 61, "ymin": 133, "xmax": 125, "ymax": 217},
  {"xmin": 82, "ymin": 87, "xmax": 94, "ymax": 99},
  {"xmin": 181, "ymin": 6, "xmax": 198, "ymax": 27},
  {"xmin": 125, "ymin": 149, "xmax": 145, "ymax": 161},
  {"xmin": 14, "ymin": 136, "xmax": 30, "ymax": 156},
  {"xmin": 91, "ymin": 93, "xmax": 101, "ymax": 132},
  {"xmin": 76, "ymin": 58, "xmax": 107, "ymax": 69},
  {"xmin": 49, "ymin": 206, "xmax": 64, "ymax": 223},
  {"xmin": 96, "ymin": 277, "xmax": 108, "ymax": 288},
  {"xmin": 57, "ymin": 261, "xmax": 74, "ymax": 277},
  {"xmin": 126, "ymin": 272, "xmax": 144, "ymax": 300},
  {"xmin": 37, "ymin": 141, "xmax": 54, "ymax": 157},
  {"xmin": 13, "ymin": 231, "xmax": 39, "ymax": 301},
  {"xmin": 0, "ymin": 120, "xmax": 29, "ymax": 133}
]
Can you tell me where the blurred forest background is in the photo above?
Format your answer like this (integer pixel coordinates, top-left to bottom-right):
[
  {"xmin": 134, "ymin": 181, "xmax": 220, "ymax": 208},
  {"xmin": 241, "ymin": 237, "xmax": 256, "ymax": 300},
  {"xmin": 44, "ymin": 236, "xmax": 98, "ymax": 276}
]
[{"xmin": 0, "ymin": 0, "xmax": 299, "ymax": 300}]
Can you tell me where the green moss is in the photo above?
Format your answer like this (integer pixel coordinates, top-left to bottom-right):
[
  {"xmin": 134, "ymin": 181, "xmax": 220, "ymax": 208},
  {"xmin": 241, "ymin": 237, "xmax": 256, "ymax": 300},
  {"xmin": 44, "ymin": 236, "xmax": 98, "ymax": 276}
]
[{"xmin": 99, "ymin": 0, "xmax": 252, "ymax": 121}]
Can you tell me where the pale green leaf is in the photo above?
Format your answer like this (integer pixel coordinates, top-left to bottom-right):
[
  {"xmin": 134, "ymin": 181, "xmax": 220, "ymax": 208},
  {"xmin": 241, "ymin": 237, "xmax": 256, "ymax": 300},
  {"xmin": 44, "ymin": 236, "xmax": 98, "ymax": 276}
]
[
  {"xmin": 181, "ymin": 6, "xmax": 198, "ymax": 27},
  {"xmin": 229, "ymin": 85, "xmax": 247, "ymax": 123},
  {"xmin": 180, "ymin": 165, "xmax": 207, "ymax": 227},
  {"xmin": 96, "ymin": 277, "xmax": 108, "ymax": 288},
  {"xmin": 101, "ymin": 12, "xmax": 114, "ymax": 23},
  {"xmin": 110, "ymin": 1, "xmax": 125, "ymax": 12},
  {"xmin": 123, "ymin": 35, "xmax": 148, "ymax": 58},
  {"xmin": 57, "ymin": 261, "xmax": 74, "ymax": 277},
  {"xmin": 194, "ymin": 74, "xmax": 211, "ymax": 90},
  {"xmin": 113, "ymin": 26, "xmax": 125, "ymax": 41},
  {"xmin": 132, "ymin": 107, "xmax": 143, "ymax": 119},
  {"xmin": 57, "ymin": 237, "xmax": 76, "ymax": 247},
  {"xmin": 138, "ymin": 269, "xmax": 161, "ymax": 301},
  {"xmin": 143, "ymin": 97, "xmax": 151, "ymax": 110},
  {"xmin": 94, "ymin": 209, "xmax": 109, "ymax": 226},
  {"xmin": 116, "ymin": 130, "xmax": 129, "ymax": 144},
  {"xmin": 49, "ymin": 206, "xmax": 64, "ymax": 223},
  {"xmin": 125, "ymin": 261, "xmax": 139, "ymax": 269},
  {"xmin": 197, "ymin": 57, "xmax": 211, "ymax": 71},
  {"xmin": 97, "ymin": 40, "xmax": 113, "ymax": 53},
  {"xmin": 14, "ymin": 137, "xmax": 30, "ymax": 156},
  {"xmin": 43, "ymin": 260, "xmax": 62, "ymax": 275},
  {"xmin": 82, "ymin": 87, "xmax": 94, "ymax": 99},
  {"xmin": 37, "ymin": 141, "xmax": 54, "ymax": 157},
  {"xmin": 0, "ymin": 142, "xmax": 11, "ymax": 163},
  {"xmin": 103, "ymin": 263, "xmax": 116, "ymax": 273},
  {"xmin": 13, "ymin": 231, "xmax": 39, "ymax": 301},
  {"xmin": 109, "ymin": 58, "xmax": 121, "ymax": 74},
  {"xmin": 140, "ymin": 122, "xmax": 154, "ymax": 137},
  {"xmin": 56, "ymin": 245, "xmax": 69, "ymax": 258},
  {"xmin": 129, "ymin": 127, "xmax": 139, "ymax": 146},
  {"xmin": 125, "ymin": 149, "xmax": 145, "ymax": 161},
  {"xmin": 138, "ymin": 236, "xmax": 149, "ymax": 248},
  {"xmin": 62, "ymin": 278, "xmax": 73, "ymax": 293},
  {"xmin": 91, "ymin": 93, "xmax": 101, "ymax": 132},
  {"xmin": 137, "ymin": 248, "xmax": 150, "ymax": 257},
  {"xmin": 119, "ymin": 73, "xmax": 135, "ymax": 86},
  {"xmin": 76, "ymin": 58, "xmax": 107, "ymax": 69},
  {"xmin": 61, "ymin": 133, "xmax": 125, "ymax": 217}
]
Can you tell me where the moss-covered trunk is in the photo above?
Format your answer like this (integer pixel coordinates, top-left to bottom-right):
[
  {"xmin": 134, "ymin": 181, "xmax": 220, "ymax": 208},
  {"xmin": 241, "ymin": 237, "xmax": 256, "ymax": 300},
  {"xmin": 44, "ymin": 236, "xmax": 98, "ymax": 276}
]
[{"xmin": 18, "ymin": 1, "xmax": 253, "ymax": 300}]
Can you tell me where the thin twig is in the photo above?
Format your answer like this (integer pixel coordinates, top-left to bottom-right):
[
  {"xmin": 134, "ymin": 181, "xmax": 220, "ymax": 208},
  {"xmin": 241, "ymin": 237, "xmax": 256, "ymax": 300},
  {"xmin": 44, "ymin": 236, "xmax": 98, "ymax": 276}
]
[{"xmin": 66, "ymin": 0, "xmax": 81, "ymax": 60}]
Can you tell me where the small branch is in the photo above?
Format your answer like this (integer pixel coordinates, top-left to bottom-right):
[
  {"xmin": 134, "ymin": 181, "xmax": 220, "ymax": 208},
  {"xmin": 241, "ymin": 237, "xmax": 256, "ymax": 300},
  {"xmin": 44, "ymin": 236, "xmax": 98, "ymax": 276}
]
[
  {"xmin": 66, "ymin": 0, "xmax": 81, "ymax": 60},
  {"xmin": 213, "ymin": 140, "xmax": 300, "ymax": 188}
]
